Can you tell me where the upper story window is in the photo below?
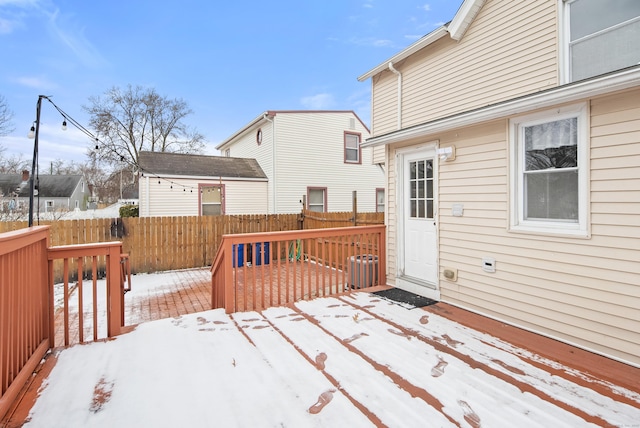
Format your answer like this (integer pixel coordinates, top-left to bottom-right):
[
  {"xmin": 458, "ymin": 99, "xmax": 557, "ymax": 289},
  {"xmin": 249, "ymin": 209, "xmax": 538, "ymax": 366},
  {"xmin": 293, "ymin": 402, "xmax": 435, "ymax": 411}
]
[
  {"xmin": 564, "ymin": 0, "xmax": 640, "ymax": 82},
  {"xmin": 224, "ymin": 149, "xmax": 230, "ymax": 157},
  {"xmin": 344, "ymin": 132, "xmax": 361, "ymax": 164},
  {"xmin": 509, "ymin": 103, "xmax": 588, "ymax": 236}
]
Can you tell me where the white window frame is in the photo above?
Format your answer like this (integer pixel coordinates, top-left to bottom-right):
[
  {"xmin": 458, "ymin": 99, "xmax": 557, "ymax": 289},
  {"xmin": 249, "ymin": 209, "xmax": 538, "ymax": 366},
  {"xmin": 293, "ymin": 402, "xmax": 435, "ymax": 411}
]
[
  {"xmin": 509, "ymin": 103, "xmax": 589, "ymax": 237},
  {"xmin": 45, "ymin": 200, "xmax": 54, "ymax": 213},
  {"xmin": 560, "ymin": 0, "xmax": 640, "ymax": 84}
]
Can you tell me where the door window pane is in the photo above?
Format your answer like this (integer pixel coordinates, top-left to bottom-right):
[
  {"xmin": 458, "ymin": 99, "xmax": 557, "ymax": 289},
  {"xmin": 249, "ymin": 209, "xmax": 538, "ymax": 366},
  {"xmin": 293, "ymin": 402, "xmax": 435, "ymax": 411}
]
[{"xmin": 409, "ymin": 159, "xmax": 434, "ymax": 219}]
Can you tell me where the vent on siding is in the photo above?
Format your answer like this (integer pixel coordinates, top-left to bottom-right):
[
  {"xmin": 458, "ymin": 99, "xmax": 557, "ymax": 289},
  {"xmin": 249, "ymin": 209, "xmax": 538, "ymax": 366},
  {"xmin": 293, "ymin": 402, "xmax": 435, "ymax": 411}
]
[{"xmin": 349, "ymin": 117, "xmax": 355, "ymax": 130}]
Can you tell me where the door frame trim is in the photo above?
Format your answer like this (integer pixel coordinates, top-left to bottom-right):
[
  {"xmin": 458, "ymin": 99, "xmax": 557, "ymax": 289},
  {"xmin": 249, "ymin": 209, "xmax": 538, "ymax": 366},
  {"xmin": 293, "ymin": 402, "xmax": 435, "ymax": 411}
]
[{"xmin": 395, "ymin": 141, "xmax": 440, "ymax": 300}]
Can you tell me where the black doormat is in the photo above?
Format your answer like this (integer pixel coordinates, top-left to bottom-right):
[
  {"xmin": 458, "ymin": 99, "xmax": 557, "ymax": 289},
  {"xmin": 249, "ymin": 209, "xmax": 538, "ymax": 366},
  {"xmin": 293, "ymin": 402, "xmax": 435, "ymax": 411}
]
[{"xmin": 372, "ymin": 288, "xmax": 438, "ymax": 309}]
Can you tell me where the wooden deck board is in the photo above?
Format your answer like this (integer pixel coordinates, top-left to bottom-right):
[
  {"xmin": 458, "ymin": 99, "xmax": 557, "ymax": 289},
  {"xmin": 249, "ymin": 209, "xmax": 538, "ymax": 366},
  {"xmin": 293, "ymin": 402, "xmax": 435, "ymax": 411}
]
[{"xmin": 3, "ymin": 268, "xmax": 638, "ymax": 426}]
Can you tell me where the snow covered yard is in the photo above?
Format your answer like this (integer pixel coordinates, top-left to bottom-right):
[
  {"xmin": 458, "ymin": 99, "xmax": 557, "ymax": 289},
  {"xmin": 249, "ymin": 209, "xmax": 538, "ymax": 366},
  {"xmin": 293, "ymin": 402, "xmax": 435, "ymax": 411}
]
[{"xmin": 23, "ymin": 285, "xmax": 640, "ymax": 427}]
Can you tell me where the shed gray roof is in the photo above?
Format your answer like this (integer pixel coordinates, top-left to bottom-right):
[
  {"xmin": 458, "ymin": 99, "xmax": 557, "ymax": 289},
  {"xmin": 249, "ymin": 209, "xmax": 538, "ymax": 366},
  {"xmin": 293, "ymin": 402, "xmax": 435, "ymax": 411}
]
[
  {"xmin": 0, "ymin": 174, "xmax": 82, "ymax": 198},
  {"xmin": 137, "ymin": 152, "xmax": 267, "ymax": 180}
]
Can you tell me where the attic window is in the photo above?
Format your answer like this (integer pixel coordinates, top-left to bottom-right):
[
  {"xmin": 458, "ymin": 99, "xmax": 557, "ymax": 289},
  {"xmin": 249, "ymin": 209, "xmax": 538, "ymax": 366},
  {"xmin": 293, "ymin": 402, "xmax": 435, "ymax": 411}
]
[{"xmin": 256, "ymin": 129, "xmax": 263, "ymax": 146}]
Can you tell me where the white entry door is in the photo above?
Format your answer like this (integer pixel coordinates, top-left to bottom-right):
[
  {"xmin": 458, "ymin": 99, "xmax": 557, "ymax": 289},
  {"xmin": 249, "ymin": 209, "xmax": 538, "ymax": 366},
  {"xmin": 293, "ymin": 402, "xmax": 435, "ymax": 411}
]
[{"xmin": 397, "ymin": 148, "xmax": 439, "ymax": 299}]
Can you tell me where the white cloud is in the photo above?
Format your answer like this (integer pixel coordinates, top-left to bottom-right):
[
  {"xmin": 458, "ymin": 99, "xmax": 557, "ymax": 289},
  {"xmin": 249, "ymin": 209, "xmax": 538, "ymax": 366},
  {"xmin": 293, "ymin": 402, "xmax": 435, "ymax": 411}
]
[
  {"xmin": 348, "ymin": 37, "xmax": 394, "ymax": 48},
  {"xmin": 46, "ymin": 8, "xmax": 108, "ymax": 68},
  {"xmin": 14, "ymin": 75, "xmax": 57, "ymax": 89},
  {"xmin": 419, "ymin": 4, "xmax": 431, "ymax": 12},
  {"xmin": 300, "ymin": 93, "xmax": 335, "ymax": 110}
]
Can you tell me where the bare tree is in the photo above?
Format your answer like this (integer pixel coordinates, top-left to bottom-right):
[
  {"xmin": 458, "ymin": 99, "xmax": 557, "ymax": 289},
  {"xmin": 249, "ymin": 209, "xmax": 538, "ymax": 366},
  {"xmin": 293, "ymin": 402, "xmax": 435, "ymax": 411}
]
[
  {"xmin": 83, "ymin": 85, "xmax": 205, "ymax": 168},
  {"xmin": 0, "ymin": 94, "xmax": 14, "ymax": 138},
  {"xmin": 0, "ymin": 153, "xmax": 29, "ymax": 174}
]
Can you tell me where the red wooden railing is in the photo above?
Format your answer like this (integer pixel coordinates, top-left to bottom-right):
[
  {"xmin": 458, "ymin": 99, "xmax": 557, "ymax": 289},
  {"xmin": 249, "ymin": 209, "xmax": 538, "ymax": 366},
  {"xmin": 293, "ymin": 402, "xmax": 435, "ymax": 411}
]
[
  {"xmin": 0, "ymin": 226, "xmax": 130, "ymax": 421},
  {"xmin": 0, "ymin": 227, "xmax": 50, "ymax": 421},
  {"xmin": 211, "ymin": 226, "xmax": 386, "ymax": 313}
]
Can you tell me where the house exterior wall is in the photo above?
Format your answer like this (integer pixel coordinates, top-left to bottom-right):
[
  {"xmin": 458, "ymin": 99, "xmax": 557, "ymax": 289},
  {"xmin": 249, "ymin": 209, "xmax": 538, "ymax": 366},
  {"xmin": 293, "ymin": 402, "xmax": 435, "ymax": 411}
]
[
  {"xmin": 220, "ymin": 112, "xmax": 384, "ymax": 214},
  {"xmin": 384, "ymin": 89, "xmax": 640, "ymax": 366},
  {"xmin": 372, "ymin": 0, "xmax": 558, "ymax": 137},
  {"xmin": 139, "ymin": 176, "xmax": 267, "ymax": 217},
  {"xmin": 371, "ymin": 0, "xmax": 640, "ymax": 366}
]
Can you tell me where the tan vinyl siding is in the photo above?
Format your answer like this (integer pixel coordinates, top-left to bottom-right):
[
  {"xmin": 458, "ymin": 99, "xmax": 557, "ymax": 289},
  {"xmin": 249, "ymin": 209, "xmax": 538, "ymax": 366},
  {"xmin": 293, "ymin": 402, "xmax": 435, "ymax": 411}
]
[
  {"xmin": 372, "ymin": 0, "xmax": 558, "ymax": 137},
  {"xmin": 425, "ymin": 91, "xmax": 640, "ymax": 366},
  {"xmin": 371, "ymin": 71, "xmax": 401, "ymax": 136}
]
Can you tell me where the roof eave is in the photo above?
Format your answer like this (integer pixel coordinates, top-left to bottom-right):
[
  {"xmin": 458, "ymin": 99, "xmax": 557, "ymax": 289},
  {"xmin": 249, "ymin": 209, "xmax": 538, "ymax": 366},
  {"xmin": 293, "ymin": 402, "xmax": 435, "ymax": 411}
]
[
  {"xmin": 448, "ymin": 0, "xmax": 486, "ymax": 41},
  {"xmin": 215, "ymin": 111, "xmax": 272, "ymax": 150},
  {"xmin": 357, "ymin": 27, "xmax": 448, "ymax": 82},
  {"xmin": 362, "ymin": 67, "xmax": 640, "ymax": 148}
]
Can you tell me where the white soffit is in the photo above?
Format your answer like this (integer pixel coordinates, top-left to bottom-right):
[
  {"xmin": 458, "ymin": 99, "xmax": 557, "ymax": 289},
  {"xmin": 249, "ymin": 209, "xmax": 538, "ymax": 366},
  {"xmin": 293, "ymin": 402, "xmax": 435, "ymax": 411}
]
[{"xmin": 362, "ymin": 67, "xmax": 640, "ymax": 148}]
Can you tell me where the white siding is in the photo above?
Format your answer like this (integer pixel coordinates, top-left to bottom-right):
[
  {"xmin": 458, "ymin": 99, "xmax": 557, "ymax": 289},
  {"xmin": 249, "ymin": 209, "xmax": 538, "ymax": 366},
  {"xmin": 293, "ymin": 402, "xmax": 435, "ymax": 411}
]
[
  {"xmin": 273, "ymin": 112, "xmax": 383, "ymax": 213},
  {"xmin": 140, "ymin": 176, "xmax": 267, "ymax": 217},
  {"xmin": 372, "ymin": 0, "xmax": 558, "ymax": 137}
]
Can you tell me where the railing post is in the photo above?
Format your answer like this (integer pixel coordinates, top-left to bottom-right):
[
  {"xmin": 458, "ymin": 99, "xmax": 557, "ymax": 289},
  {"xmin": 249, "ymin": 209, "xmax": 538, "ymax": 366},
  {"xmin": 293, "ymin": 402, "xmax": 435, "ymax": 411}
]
[
  {"xmin": 107, "ymin": 243, "xmax": 123, "ymax": 337},
  {"xmin": 223, "ymin": 238, "xmax": 234, "ymax": 313}
]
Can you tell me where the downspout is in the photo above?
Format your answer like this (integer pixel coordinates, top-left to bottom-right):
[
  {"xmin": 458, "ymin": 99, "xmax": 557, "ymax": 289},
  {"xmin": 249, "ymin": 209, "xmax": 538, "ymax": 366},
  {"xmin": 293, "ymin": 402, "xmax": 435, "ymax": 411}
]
[
  {"xmin": 263, "ymin": 113, "xmax": 275, "ymax": 214},
  {"xmin": 388, "ymin": 62, "xmax": 402, "ymax": 130}
]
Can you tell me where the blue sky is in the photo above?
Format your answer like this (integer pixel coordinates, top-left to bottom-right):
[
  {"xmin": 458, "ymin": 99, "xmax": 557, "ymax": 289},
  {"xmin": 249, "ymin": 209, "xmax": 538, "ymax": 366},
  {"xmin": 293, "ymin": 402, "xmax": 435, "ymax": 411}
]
[{"xmin": 0, "ymin": 0, "xmax": 461, "ymax": 166}]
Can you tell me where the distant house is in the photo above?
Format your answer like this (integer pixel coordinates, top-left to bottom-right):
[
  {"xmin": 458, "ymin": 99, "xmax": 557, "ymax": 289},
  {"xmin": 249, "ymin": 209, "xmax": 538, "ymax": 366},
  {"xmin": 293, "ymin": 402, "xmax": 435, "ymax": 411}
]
[
  {"xmin": 0, "ymin": 173, "xmax": 90, "ymax": 215},
  {"xmin": 137, "ymin": 151, "xmax": 268, "ymax": 217},
  {"xmin": 358, "ymin": 0, "xmax": 640, "ymax": 367},
  {"xmin": 216, "ymin": 110, "xmax": 385, "ymax": 214}
]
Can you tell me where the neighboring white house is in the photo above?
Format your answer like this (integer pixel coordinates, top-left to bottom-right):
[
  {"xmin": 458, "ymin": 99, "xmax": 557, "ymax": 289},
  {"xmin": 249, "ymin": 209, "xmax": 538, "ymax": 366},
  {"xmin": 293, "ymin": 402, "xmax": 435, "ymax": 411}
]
[
  {"xmin": 358, "ymin": 0, "xmax": 640, "ymax": 367},
  {"xmin": 216, "ymin": 110, "xmax": 385, "ymax": 214},
  {"xmin": 0, "ymin": 173, "xmax": 90, "ymax": 216},
  {"xmin": 137, "ymin": 152, "xmax": 268, "ymax": 217}
]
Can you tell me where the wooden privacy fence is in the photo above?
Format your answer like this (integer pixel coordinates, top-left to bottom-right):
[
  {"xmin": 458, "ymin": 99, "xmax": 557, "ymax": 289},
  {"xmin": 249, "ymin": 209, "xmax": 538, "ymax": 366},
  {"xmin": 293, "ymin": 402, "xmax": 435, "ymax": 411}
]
[{"xmin": 0, "ymin": 211, "xmax": 383, "ymax": 276}]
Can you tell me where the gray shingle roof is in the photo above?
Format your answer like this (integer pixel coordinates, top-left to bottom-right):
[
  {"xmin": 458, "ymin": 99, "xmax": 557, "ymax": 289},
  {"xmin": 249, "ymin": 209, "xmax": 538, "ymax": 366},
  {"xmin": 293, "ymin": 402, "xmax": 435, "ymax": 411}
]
[
  {"xmin": 0, "ymin": 174, "xmax": 82, "ymax": 198},
  {"xmin": 137, "ymin": 152, "xmax": 267, "ymax": 180}
]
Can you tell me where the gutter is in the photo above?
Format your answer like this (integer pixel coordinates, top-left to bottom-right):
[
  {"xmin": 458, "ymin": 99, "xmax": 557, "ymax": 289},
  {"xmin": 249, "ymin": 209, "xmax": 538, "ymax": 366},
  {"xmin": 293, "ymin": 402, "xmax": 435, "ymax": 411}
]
[{"xmin": 362, "ymin": 66, "xmax": 640, "ymax": 148}]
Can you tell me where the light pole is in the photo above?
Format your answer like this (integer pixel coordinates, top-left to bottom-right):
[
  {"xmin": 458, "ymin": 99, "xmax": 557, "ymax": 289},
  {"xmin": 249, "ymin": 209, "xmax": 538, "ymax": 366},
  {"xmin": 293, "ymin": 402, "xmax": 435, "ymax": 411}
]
[
  {"xmin": 27, "ymin": 95, "xmax": 45, "ymax": 227},
  {"xmin": 27, "ymin": 95, "xmax": 66, "ymax": 227}
]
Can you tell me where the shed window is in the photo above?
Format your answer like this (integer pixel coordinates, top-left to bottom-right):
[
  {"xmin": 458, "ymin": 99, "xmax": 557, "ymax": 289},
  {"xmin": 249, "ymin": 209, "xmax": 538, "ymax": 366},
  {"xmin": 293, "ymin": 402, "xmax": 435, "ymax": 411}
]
[{"xmin": 201, "ymin": 185, "xmax": 223, "ymax": 216}]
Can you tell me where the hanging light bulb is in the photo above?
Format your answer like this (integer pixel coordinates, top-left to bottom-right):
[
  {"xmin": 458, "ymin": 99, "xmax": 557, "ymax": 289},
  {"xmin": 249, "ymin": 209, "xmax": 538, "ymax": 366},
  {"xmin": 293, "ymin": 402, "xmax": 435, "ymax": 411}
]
[
  {"xmin": 61, "ymin": 120, "xmax": 67, "ymax": 131},
  {"xmin": 28, "ymin": 124, "xmax": 35, "ymax": 139}
]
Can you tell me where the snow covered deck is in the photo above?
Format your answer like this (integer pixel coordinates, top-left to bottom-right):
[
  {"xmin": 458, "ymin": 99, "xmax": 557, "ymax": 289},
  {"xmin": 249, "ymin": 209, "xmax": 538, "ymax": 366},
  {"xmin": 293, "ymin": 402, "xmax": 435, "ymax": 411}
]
[{"xmin": 4, "ymin": 269, "xmax": 640, "ymax": 427}]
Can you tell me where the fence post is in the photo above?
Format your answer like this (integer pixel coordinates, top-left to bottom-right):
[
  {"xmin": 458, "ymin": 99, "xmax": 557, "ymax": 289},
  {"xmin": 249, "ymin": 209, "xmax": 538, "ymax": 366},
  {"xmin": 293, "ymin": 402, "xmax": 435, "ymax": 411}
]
[{"xmin": 352, "ymin": 191, "xmax": 358, "ymax": 227}]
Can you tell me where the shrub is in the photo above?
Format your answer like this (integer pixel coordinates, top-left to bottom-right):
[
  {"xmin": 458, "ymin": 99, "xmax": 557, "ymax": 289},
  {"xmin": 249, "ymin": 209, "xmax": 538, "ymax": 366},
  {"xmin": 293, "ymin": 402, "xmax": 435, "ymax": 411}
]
[{"xmin": 119, "ymin": 205, "xmax": 139, "ymax": 218}]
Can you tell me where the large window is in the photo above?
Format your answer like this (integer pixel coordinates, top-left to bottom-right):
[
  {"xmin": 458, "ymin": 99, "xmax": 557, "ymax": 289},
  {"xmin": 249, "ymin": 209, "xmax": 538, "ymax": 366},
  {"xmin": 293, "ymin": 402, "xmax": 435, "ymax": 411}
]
[
  {"xmin": 344, "ymin": 132, "xmax": 361, "ymax": 164},
  {"xmin": 510, "ymin": 104, "xmax": 587, "ymax": 235},
  {"xmin": 564, "ymin": 0, "xmax": 640, "ymax": 82},
  {"xmin": 200, "ymin": 185, "xmax": 223, "ymax": 216},
  {"xmin": 307, "ymin": 187, "xmax": 327, "ymax": 212}
]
